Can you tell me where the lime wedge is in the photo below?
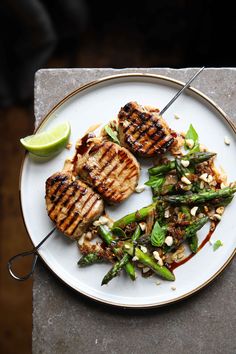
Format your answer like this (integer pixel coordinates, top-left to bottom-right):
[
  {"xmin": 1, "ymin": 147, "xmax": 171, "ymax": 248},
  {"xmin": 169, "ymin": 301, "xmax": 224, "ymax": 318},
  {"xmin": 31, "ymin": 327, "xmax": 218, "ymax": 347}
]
[{"xmin": 20, "ymin": 121, "xmax": 71, "ymax": 157}]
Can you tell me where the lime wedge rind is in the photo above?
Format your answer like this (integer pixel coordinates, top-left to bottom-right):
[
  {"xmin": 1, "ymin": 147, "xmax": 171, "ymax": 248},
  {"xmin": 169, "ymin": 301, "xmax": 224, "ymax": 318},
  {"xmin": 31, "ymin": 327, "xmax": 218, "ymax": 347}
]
[{"xmin": 20, "ymin": 121, "xmax": 71, "ymax": 157}]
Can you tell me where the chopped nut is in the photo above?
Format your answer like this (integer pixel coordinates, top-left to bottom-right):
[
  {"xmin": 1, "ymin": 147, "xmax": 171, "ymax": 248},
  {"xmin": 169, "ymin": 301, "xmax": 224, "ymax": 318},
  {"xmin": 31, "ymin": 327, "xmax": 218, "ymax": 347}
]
[
  {"xmin": 224, "ymin": 136, "xmax": 231, "ymax": 145},
  {"xmin": 200, "ymin": 173, "xmax": 208, "ymax": 182},
  {"xmin": 132, "ymin": 256, "xmax": 139, "ymax": 261},
  {"xmin": 190, "ymin": 206, "xmax": 198, "ymax": 216},
  {"xmin": 216, "ymin": 206, "xmax": 224, "ymax": 215},
  {"xmin": 139, "ymin": 222, "xmax": 146, "ymax": 232},
  {"xmin": 135, "ymin": 185, "xmax": 146, "ymax": 193},
  {"xmin": 213, "ymin": 214, "xmax": 222, "ymax": 221},
  {"xmin": 199, "ymin": 181, "xmax": 205, "ymax": 189},
  {"xmin": 164, "ymin": 236, "xmax": 173, "ymax": 246},
  {"xmin": 153, "ymin": 251, "xmax": 164, "ymax": 266},
  {"xmin": 185, "ymin": 138, "xmax": 194, "ymax": 149},
  {"xmin": 181, "ymin": 159, "xmax": 190, "ymax": 167},
  {"xmin": 142, "ymin": 267, "xmax": 150, "ymax": 273},
  {"xmin": 78, "ymin": 234, "xmax": 86, "ymax": 246},
  {"xmin": 140, "ymin": 245, "xmax": 148, "ymax": 253},
  {"xmin": 164, "ymin": 209, "xmax": 170, "ymax": 218},
  {"xmin": 181, "ymin": 176, "xmax": 192, "ymax": 185},
  {"xmin": 153, "ymin": 251, "xmax": 160, "ymax": 260},
  {"xmin": 66, "ymin": 142, "xmax": 72, "ymax": 149},
  {"xmin": 85, "ymin": 232, "xmax": 92, "ymax": 240},
  {"xmin": 207, "ymin": 174, "xmax": 213, "ymax": 183},
  {"xmin": 200, "ymin": 144, "xmax": 208, "ymax": 152},
  {"xmin": 122, "ymin": 120, "xmax": 129, "ymax": 128}
]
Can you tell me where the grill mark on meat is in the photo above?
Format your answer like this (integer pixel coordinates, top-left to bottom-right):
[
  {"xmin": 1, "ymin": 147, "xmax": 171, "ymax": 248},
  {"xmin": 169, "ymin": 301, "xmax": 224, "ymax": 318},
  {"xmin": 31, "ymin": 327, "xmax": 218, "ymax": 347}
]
[
  {"xmin": 98, "ymin": 143, "xmax": 113, "ymax": 162},
  {"xmin": 66, "ymin": 193, "xmax": 96, "ymax": 235},
  {"xmin": 49, "ymin": 184, "xmax": 76, "ymax": 220},
  {"xmin": 118, "ymin": 102, "xmax": 176, "ymax": 157},
  {"xmin": 48, "ymin": 183, "xmax": 72, "ymax": 215},
  {"xmin": 63, "ymin": 192, "xmax": 93, "ymax": 235},
  {"xmin": 58, "ymin": 186, "xmax": 87, "ymax": 229}
]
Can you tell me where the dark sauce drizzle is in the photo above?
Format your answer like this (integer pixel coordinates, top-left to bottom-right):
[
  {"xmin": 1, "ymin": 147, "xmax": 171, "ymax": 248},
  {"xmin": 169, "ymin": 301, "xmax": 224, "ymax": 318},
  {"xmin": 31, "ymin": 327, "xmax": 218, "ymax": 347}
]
[{"xmin": 169, "ymin": 221, "xmax": 218, "ymax": 272}]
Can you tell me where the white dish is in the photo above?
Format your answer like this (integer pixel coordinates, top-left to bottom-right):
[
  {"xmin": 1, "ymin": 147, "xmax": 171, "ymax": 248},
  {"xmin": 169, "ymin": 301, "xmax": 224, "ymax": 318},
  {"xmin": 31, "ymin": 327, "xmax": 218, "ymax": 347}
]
[{"xmin": 20, "ymin": 73, "xmax": 236, "ymax": 307}]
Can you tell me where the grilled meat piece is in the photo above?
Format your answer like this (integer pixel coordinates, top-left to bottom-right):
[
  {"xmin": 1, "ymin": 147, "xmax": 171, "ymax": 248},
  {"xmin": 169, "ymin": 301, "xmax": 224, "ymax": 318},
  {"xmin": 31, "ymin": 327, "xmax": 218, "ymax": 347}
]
[
  {"xmin": 118, "ymin": 101, "xmax": 176, "ymax": 157},
  {"xmin": 73, "ymin": 137, "xmax": 140, "ymax": 204},
  {"xmin": 45, "ymin": 171, "xmax": 104, "ymax": 239}
]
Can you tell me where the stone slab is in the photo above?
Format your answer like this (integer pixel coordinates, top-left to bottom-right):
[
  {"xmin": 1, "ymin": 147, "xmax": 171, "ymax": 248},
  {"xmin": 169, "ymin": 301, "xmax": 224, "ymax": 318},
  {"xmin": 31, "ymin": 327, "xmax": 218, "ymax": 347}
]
[{"xmin": 33, "ymin": 68, "xmax": 236, "ymax": 354}]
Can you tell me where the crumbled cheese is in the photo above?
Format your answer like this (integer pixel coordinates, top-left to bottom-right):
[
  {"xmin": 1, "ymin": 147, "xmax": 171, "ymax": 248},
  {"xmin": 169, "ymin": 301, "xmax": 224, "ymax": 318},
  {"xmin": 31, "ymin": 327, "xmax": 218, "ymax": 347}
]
[
  {"xmin": 171, "ymin": 286, "xmax": 176, "ymax": 291},
  {"xmin": 135, "ymin": 185, "xmax": 146, "ymax": 193},
  {"xmin": 185, "ymin": 138, "xmax": 194, "ymax": 149},
  {"xmin": 220, "ymin": 182, "xmax": 227, "ymax": 189},
  {"xmin": 181, "ymin": 159, "xmax": 190, "ymax": 167},
  {"xmin": 181, "ymin": 176, "xmax": 192, "ymax": 185},
  {"xmin": 190, "ymin": 206, "xmax": 198, "ymax": 216},
  {"xmin": 140, "ymin": 245, "xmax": 148, "ymax": 253},
  {"xmin": 164, "ymin": 236, "xmax": 173, "ymax": 247},
  {"xmin": 142, "ymin": 267, "xmax": 150, "ymax": 273},
  {"xmin": 139, "ymin": 222, "xmax": 146, "ymax": 232},
  {"xmin": 164, "ymin": 209, "xmax": 170, "ymax": 218},
  {"xmin": 156, "ymin": 281, "xmax": 161, "ymax": 285},
  {"xmin": 216, "ymin": 206, "xmax": 224, "ymax": 215},
  {"xmin": 132, "ymin": 256, "xmax": 139, "ymax": 261},
  {"xmin": 224, "ymin": 136, "xmax": 231, "ymax": 145},
  {"xmin": 213, "ymin": 214, "xmax": 222, "ymax": 221},
  {"xmin": 124, "ymin": 244, "xmax": 130, "ymax": 249}
]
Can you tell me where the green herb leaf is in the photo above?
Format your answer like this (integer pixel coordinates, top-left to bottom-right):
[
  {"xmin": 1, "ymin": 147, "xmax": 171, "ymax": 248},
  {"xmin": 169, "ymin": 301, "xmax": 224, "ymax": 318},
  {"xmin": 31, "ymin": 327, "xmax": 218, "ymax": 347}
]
[
  {"xmin": 145, "ymin": 176, "xmax": 165, "ymax": 189},
  {"xmin": 185, "ymin": 124, "xmax": 200, "ymax": 153},
  {"xmin": 213, "ymin": 240, "xmax": 223, "ymax": 251},
  {"xmin": 150, "ymin": 221, "xmax": 167, "ymax": 247},
  {"xmin": 104, "ymin": 125, "xmax": 120, "ymax": 145}
]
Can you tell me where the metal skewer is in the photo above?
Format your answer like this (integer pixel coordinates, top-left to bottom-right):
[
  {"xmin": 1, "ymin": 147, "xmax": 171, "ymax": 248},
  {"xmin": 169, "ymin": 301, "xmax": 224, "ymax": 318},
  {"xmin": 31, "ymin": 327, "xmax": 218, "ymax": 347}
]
[
  {"xmin": 159, "ymin": 67, "xmax": 205, "ymax": 116},
  {"xmin": 7, "ymin": 67, "xmax": 205, "ymax": 281},
  {"xmin": 8, "ymin": 227, "xmax": 56, "ymax": 281}
]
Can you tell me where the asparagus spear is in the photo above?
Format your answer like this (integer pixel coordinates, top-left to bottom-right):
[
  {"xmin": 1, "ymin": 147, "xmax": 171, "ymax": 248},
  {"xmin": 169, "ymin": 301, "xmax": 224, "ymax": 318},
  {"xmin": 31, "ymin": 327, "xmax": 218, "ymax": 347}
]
[
  {"xmin": 149, "ymin": 152, "xmax": 216, "ymax": 175},
  {"xmin": 175, "ymin": 158, "xmax": 189, "ymax": 179},
  {"xmin": 184, "ymin": 216, "xmax": 209, "ymax": 238},
  {"xmin": 101, "ymin": 254, "xmax": 130, "ymax": 285},
  {"xmin": 161, "ymin": 186, "xmax": 236, "ymax": 205},
  {"xmin": 78, "ymin": 253, "xmax": 104, "ymax": 267},
  {"xmin": 123, "ymin": 242, "xmax": 175, "ymax": 281},
  {"xmin": 98, "ymin": 226, "xmax": 136, "ymax": 280},
  {"xmin": 112, "ymin": 203, "xmax": 156, "ymax": 229},
  {"xmin": 188, "ymin": 234, "xmax": 198, "ymax": 253}
]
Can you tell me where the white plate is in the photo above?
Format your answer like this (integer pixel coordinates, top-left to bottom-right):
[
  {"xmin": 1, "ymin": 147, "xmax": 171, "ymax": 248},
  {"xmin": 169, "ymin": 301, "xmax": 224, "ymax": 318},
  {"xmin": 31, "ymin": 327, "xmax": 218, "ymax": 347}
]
[{"xmin": 20, "ymin": 74, "xmax": 236, "ymax": 307}]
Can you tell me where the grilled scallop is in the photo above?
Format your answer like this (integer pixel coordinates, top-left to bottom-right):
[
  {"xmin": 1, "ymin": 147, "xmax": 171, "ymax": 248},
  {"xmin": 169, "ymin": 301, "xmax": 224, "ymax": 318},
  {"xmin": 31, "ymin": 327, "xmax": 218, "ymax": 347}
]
[
  {"xmin": 45, "ymin": 171, "xmax": 104, "ymax": 239},
  {"xmin": 73, "ymin": 136, "xmax": 140, "ymax": 204},
  {"xmin": 118, "ymin": 101, "xmax": 177, "ymax": 157}
]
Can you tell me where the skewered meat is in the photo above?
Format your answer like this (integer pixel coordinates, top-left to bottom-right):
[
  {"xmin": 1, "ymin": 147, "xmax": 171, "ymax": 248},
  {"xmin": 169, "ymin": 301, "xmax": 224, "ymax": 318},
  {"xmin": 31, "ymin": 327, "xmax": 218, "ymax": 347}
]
[
  {"xmin": 118, "ymin": 101, "xmax": 176, "ymax": 157},
  {"xmin": 45, "ymin": 171, "xmax": 104, "ymax": 239},
  {"xmin": 73, "ymin": 135, "xmax": 140, "ymax": 204}
]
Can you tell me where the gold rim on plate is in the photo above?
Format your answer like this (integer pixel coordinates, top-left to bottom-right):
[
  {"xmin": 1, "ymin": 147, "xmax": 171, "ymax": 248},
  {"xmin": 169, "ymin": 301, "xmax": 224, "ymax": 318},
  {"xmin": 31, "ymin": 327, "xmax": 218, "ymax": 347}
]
[{"xmin": 19, "ymin": 73, "xmax": 236, "ymax": 308}]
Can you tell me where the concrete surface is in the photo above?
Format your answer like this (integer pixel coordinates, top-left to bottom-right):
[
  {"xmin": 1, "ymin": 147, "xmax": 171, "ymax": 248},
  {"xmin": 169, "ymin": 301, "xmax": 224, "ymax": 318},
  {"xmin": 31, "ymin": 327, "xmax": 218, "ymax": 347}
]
[{"xmin": 33, "ymin": 68, "xmax": 236, "ymax": 354}]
